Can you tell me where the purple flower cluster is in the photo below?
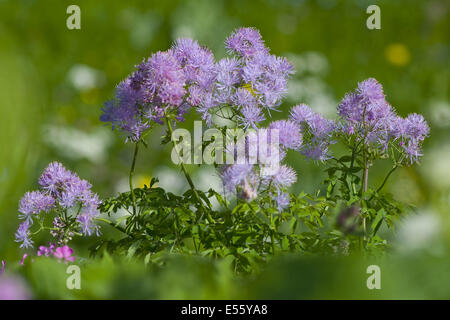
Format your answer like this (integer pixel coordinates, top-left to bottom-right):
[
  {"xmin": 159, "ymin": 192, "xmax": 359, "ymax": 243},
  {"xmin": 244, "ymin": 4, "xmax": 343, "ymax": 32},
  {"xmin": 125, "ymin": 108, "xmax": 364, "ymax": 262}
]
[
  {"xmin": 198, "ymin": 27, "xmax": 294, "ymax": 127},
  {"xmin": 285, "ymin": 78, "xmax": 429, "ymax": 164},
  {"xmin": 290, "ymin": 104, "xmax": 335, "ymax": 162},
  {"xmin": 221, "ymin": 124, "xmax": 299, "ymax": 211},
  {"xmin": 337, "ymin": 78, "xmax": 430, "ymax": 163},
  {"xmin": 101, "ymin": 38, "xmax": 217, "ymax": 141},
  {"xmin": 15, "ymin": 162, "xmax": 100, "ymax": 249}
]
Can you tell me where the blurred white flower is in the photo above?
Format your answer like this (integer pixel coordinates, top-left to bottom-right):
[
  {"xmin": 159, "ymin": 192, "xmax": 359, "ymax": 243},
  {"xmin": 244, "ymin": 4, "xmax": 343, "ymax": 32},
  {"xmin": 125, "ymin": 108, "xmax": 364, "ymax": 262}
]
[
  {"xmin": 428, "ymin": 100, "xmax": 450, "ymax": 128},
  {"xmin": 193, "ymin": 167, "xmax": 223, "ymax": 209},
  {"xmin": 421, "ymin": 143, "xmax": 450, "ymax": 189},
  {"xmin": 153, "ymin": 166, "xmax": 187, "ymax": 194},
  {"xmin": 68, "ymin": 64, "xmax": 105, "ymax": 91},
  {"xmin": 44, "ymin": 125, "xmax": 113, "ymax": 164},
  {"xmin": 396, "ymin": 211, "xmax": 442, "ymax": 253}
]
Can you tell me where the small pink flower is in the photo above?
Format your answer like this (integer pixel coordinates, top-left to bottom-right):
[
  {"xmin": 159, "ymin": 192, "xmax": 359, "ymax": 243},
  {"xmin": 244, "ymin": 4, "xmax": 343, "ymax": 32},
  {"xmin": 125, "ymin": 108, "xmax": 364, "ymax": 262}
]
[
  {"xmin": 19, "ymin": 254, "xmax": 28, "ymax": 265},
  {"xmin": 53, "ymin": 246, "xmax": 75, "ymax": 262},
  {"xmin": 0, "ymin": 261, "xmax": 5, "ymax": 275}
]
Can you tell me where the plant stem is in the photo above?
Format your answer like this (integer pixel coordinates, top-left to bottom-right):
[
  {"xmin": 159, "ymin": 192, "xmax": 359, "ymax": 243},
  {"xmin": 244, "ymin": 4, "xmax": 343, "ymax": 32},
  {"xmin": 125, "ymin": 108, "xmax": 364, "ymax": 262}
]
[
  {"xmin": 95, "ymin": 217, "xmax": 127, "ymax": 234},
  {"xmin": 360, "ymin": 108, "xmax": 369, "ymax": 244},
  {"xmin": 165, "ymin": 117, "xmax": 214, "ymax": 224},
  {"xmin": 129, "ymin": 142, "xmax": 139, "ymax": 222},
  {"xmin": 376, "ymin": 165, "xmax": 397, "ymax": 194}
]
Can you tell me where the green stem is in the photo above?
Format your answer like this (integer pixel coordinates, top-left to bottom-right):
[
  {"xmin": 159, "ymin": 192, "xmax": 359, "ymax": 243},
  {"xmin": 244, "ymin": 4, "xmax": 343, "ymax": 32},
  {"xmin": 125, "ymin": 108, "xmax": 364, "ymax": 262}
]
[
  {"xmin": 165, "ymin": 117, "xmax": 214, "ymax": 224},
  {"xmin": 370, "ymin": 165, "xmax": 398, "ymax": 201},
  {"xmin": 129, "ymin": 142, "xmax": 139, "ymax": 217},
  {"xmin": 95, "ymin": 217, "xmax": 127, "ymax": 234},
  {"xmin": 360, "ymin": 108, "xmax": 369, "ymax": 246}
]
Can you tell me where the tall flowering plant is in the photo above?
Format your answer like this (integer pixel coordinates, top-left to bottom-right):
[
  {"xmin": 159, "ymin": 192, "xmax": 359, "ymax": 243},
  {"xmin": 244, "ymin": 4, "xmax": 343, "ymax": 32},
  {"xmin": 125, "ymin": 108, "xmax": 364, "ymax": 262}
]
[
  {"xmin": 14, "ymin": 28, "xmax": 430, "ymax": 272},
  {"xmin": 15, "ymin": 162, "xmax": 100, "ymax": 261}
]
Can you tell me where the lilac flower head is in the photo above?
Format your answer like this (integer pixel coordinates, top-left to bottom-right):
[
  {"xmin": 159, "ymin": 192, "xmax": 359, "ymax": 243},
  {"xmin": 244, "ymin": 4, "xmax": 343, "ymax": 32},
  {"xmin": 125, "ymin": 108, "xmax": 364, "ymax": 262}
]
[
  {"xmin": 226, "ymin": 27, "xmax": 268, "ymax": 59},
  {"xmin": 337, "ymin": 92, "xmax": 363, "ymax": 123},
  {"xmin": 275, "ymin": 192, "xmax": 290, "ymax": 212},
  {"xmin": 243, "ymin": 52, "xmax": 294, "ymax": 110},
  {"xmin": 38, "ymin": 161, "xmax": 72, "ymax": 195},
  {"xmin": 221, "ymin": 164, "xmax": 255, "ymax": 193},
  {"xmin": 302, "ymin": 142, "xmax": 331, "ymax": 162},
  {"xmin": 101, "ymin": 78, "xmax": 148, "ymax": 142},
  {"xmin": 308, "ymin": 113, "xmax": 335, "ymax": 138},
  {"xmin": 238, "ymin": 105, "xmax": 265, "ymax": 129},
  {"xmin": 290, "ymin": 104, "xmax": 315, "ymax": 124},
  {"xmin": 15, "ymin": 221, "xmax": 33, "ymax": 249},
  {"xmin": 131, "ymin": 51, "xmax": 186, "ymax": 107},
  {"xmin": 232, "ymin": 87, "xmax": 257, "ymax": 108},
  {"xmin": 357, "ymin": 78, "xmax": 385, "ymax": 105},
  {"xmin": 171, "ymin": 38, "xmax": 216, "ymax": 90},
  {"xmin": 215, "ymin": 57, "xmax": 241, "ymax": 101},
  {"xmin": 269, "ymin": 165, "xmax": 297, "ymax": 189},
  {"xmin": 18, "ymin": 191, "xmax": 54, "ymax": 222},
  {"xmin": 269, "ymin": 120, "xmax": 302, "ymax": 150},
  {"xmin": 404, "ymin": 113, "xmax": 430, "ymax": 142}
]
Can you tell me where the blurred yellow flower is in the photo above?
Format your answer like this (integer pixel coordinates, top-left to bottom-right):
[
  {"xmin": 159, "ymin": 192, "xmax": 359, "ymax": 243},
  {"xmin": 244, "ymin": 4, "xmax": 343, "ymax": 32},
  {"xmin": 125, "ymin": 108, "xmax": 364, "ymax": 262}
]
[
  {"xmin": 385, "ymin": 43, "xmax": 411, "ymax": 66},
  {"xmin": 136, "ymin": 175, "xmax": 152, "ymax": 188}
]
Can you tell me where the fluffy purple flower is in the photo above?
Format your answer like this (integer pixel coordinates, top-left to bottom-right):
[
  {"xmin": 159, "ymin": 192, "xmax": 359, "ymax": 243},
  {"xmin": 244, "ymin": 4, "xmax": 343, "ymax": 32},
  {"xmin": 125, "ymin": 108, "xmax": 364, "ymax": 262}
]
[
  {"xmin": 269, "ymin": 165, "xmax": 297, "ymax": 189},
  {"xmin": 275, "ymin": 192, "xmax": 290, "ymax": 212},
  {"xmin": 18, "ymin": 191, "xmax": 54, "ymax": 221},
  {"xmin": 238, "ymin": 105, "xmax": 265, "ymax": 129},
  {"xmin": 302, "ymin": 142, "xmax": 331, "ymax": 162},
  {"xmin": 77, "ymin": 205, "xmax": 100, "ymax": 237},
  {"xmin": 403, "ymin": 113, "xmax": 430, "ymax": 142},
  {"xmin": 269, "ymin": 120, "xmax": 302, "ymax": 150},
  {"xmin": 221, "ymin": 164, "xmax": 255, "ymax": 193},
  {"xmin": 243, "ymin": 52, "xmax": 294, "ymax": 110},
  {"xmin": 216, "ymin": 57, "xmax": 241, "ymax": 88},
  {"xmin": 403, "ymin": 140, "xmax": 423, "ymax": 164},
  {"xmin": 357, "ymin": 78, "xmax": 385, "ymax": 105},
  {"xmin": 226, "ymin": 27, "xmax": 268, "ymax": 59},
  {"xmin": 232, "ymin": 87, "xmax": 257, "ymax": 108},
  {"xmin": 15, "ymin": 221, "xmax": 33, "ymax": 249},
  {"xmin": 131, "ymin": 51, "xmax": 186, "ymax": 107},
  {"xmin": 171, "ymin": 38, "xmax": 216, "ymax": 90},
  {"xmin": 38, "ymin": 161, "xmax": 72, "ymax": 195},
  {"xmin": 290, "ymin": 104, "xmax": 315, "ymax": 124},
  {"xmin": 308, "ymin": 114, "xmax": 335, "ymax": 138},
  {"xmin": 337, "ymin": 92, "xmax": 363, "ymax": 123},
  {"xmin": 101, "ymin": 79, "xmax": 149, "ymax": 142}
]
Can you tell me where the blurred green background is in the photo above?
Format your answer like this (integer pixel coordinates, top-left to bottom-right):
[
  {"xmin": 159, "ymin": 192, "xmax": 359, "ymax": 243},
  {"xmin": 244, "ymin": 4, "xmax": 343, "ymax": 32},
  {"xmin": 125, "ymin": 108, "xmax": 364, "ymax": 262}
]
[{"xmin": 0, "ymin": 0, "xmax": 449, "ymax": 298}]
